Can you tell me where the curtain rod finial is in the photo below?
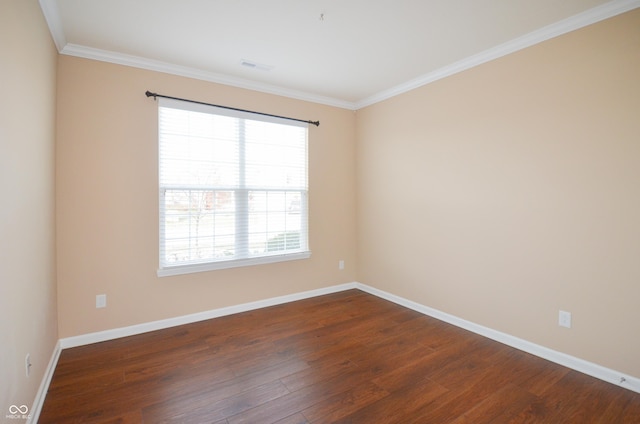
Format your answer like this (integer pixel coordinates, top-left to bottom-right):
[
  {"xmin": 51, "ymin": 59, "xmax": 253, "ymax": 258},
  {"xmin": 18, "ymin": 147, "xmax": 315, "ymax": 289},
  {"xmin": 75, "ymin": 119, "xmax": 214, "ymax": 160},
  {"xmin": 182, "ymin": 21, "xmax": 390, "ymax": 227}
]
[{"xmin": 145, "ymin": 90, "xmax": 157, "ymax": 100}]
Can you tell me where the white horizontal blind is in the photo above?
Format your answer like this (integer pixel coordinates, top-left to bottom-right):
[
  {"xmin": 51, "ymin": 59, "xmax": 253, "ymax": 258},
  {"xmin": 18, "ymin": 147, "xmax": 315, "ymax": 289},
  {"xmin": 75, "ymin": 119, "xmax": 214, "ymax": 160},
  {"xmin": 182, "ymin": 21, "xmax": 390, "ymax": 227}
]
[{"xmin": 158, "ymin": 98, "xmax": 309, "ymax": 273}]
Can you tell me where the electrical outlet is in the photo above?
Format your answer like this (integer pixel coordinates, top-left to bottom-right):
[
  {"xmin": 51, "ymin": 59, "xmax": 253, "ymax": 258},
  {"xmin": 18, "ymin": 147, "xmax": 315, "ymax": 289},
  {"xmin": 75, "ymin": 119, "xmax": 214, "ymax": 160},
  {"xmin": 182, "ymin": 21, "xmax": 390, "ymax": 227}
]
[
  {"xmin": 339, "ymin": 260, "xmax": 345, "ymax": 270},
  {"xmin": 25, "ymin": 353, "xmax": 32, "ymax": 378},
  {"xmin": 559, "ymin": 310, "xmax": 572, "ymax": 328},
  {"xmin": 96, "ymin": 294, "xmax": 107, "ymax": 308}
]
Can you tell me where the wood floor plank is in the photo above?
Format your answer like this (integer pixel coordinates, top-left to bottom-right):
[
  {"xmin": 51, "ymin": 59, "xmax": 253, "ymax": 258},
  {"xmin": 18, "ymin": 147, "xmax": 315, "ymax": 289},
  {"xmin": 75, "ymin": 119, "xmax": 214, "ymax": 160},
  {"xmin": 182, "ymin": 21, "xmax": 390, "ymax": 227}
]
[
  {"xmin": 141, "ymin": 357, "xmax": 308, "ymax": 422},
  {"xmin": 400, "ymin": 356, "xmax": 521, "ymax": 424},
  {"xmin": 329, "ymin": 378, "xmax": 449, "ymax": 424},
  {"xmin": 227, "ymin": 361, "xmax": 387, "ymax": 424},
  {"xmin": 280, "ymin": 355, "xmax": 356, "ymax": 393},
  {"xmin": 39, "ymin": 289, "xmax": 640, "ymax": 423},
  {"xmin": 485, "ymin": 348, "xmax": 571, "ymax": 396},
  {"xmin": 144, "ymin": 380, "xmax": 291, "ymax": 423},
  {"xmin": 273, "ymin": 413, "xmax": 309, "ymax": 424},
  {"xmin": 619, "ymin": 391, "xmax": 640, "ymax": 423},
  {"xmin": 300, "ymin": 381, "xmax": 390, "ymax": 423},
  {"xmin": 533, "ymin": 370, "xmax": 637, "ymax": 423},
  {"xmin": 447, "ymin": 383, "xmax": 538, "ymax": 424}
]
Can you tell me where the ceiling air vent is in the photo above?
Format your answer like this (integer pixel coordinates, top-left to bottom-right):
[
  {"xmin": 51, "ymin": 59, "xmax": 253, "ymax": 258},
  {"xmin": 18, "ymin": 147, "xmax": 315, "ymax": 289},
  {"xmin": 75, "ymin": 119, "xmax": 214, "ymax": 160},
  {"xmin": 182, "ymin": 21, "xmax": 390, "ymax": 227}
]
[{"xmin": 240, "ymin": 59, "xmax": 274, "ymax": 71}]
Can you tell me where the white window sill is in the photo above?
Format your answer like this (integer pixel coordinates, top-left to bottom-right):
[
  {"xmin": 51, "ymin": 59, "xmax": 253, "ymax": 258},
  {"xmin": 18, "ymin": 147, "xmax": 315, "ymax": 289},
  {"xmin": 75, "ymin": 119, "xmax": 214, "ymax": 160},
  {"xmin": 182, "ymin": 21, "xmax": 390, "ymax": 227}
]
[{"xmin": 157, "ymin": 251, "xmax": 311, "ymax": 277}]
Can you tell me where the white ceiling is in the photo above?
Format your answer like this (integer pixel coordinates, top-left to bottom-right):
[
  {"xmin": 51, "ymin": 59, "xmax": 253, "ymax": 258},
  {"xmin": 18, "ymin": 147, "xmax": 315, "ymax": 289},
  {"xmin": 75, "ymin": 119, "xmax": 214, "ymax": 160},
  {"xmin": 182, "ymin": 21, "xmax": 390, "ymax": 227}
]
[{"xmin": 40, "ymin": 0, "xmax": 638, "ymax": 109}]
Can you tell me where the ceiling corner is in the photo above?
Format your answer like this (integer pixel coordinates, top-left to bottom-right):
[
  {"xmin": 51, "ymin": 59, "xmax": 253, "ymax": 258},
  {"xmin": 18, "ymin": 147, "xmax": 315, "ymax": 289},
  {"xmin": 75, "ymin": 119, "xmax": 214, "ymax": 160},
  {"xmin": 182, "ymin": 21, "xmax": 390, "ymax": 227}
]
[{"xmin": 39, "ymin": 0, "xmax": 66, "ymax": 52}]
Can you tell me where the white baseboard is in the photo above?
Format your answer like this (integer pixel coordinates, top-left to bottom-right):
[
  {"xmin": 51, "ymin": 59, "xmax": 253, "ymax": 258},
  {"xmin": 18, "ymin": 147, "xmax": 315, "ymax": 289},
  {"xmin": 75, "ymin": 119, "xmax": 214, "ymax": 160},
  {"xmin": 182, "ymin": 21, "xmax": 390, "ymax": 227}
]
[
  {"xmin": 52, "ymin": 280, "xmax": 639, "ymax": 395},
  {"xmin": 354, "ymin": 283, "xmax": 640, "ymax": 394},
  {"xmin": 27, "ymin": 340, "xmax": 62, "ymax": 424},
  {"xmin": 59, "ymin": 282, "xmax": 358, "ymax": 349}
]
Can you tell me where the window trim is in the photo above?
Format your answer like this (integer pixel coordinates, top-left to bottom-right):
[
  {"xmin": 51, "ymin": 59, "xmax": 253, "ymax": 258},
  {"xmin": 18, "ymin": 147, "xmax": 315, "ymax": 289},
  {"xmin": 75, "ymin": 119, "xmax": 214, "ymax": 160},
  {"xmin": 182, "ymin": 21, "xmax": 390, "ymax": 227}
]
[{"xmin": 157, "ymin": 251, "xmax": 311, "ymax": 277}]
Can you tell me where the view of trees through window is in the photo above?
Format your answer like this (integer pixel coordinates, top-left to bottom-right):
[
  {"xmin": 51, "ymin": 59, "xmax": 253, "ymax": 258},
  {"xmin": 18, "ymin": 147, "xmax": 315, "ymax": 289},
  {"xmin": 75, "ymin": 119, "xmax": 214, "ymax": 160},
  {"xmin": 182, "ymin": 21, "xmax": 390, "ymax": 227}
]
[{"xmin": 162, "ymin": 189, "xmax": 304, "ymax": 264}]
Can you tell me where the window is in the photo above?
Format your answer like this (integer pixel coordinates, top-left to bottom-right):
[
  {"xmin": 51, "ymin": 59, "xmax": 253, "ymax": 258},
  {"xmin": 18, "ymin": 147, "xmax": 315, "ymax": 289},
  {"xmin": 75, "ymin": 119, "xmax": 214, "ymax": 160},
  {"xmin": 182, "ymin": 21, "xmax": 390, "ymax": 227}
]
[{"xmin": 157, "ymin": 98, "xmax": 309, "ymax": 276}]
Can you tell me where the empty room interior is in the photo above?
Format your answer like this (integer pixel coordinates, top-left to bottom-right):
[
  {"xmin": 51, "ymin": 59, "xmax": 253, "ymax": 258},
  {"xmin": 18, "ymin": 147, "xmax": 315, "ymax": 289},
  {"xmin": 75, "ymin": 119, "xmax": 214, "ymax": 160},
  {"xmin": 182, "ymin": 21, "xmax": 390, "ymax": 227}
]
[{"xmin": 2, "ymin": 0, "xmax": 640, "ymax": 422}]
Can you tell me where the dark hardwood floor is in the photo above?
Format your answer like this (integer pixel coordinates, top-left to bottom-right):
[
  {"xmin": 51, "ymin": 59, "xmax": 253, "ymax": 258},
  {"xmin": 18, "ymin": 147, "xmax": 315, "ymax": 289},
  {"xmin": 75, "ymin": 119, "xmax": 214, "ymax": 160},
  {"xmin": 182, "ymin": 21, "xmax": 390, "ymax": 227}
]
[{"xmin": 39, "ymin": 290, "xmax": 640, "ymax": 423}]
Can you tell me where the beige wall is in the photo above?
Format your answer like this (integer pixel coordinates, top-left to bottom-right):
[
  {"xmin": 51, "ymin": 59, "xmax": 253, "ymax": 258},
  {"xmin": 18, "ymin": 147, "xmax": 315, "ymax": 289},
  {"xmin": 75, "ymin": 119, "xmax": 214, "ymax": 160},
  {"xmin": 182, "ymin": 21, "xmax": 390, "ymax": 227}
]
[
  {"xmin": 56, "ymin": 56, "xmax": 357, "ymax": 338},
  {"xmin": 0, "ymin": 0, "xmax": 58, "ymax": 415},
  {"xmin": 356, "ymin": 9, "xmax": 640, "ymax": 377}
]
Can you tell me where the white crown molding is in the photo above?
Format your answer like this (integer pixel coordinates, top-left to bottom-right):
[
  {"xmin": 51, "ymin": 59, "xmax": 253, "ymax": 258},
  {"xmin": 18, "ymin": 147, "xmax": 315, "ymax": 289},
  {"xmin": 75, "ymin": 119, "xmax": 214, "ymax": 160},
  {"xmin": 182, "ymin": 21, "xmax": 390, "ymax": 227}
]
[
  {"xmin": 355, "ymin": 0, "xmax": 640, "ymax": 109},
  {"xmin": 38, "ymin": 1, "xmax": 354, "ymax": 109},
  {"xmin": 40, "ymin": 0, "xmax": 640, "ymax": 109},
  {"xmin": 38, "ymin": 0, "xmax": 66, "ymax": 51},
  {"xmin": 59, "ymin": 43, "xmax": 357, "ymax": 110}
]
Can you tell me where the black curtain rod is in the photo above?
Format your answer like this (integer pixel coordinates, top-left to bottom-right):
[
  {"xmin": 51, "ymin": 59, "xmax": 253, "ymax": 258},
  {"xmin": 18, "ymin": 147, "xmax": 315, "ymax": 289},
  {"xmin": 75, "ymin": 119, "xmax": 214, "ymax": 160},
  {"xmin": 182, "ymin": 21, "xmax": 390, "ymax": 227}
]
[{"xmin": 145, "ymin": 91, "xmax": 320, "ymax": 127}]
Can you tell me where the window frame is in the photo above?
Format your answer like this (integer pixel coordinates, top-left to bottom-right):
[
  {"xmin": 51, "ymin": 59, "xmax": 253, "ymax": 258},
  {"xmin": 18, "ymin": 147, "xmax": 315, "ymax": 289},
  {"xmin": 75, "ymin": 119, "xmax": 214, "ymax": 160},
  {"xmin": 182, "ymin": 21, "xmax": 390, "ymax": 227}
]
[{"xmin": 156, "ymin": 98, "xmax": 311, "ymax": 277}]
